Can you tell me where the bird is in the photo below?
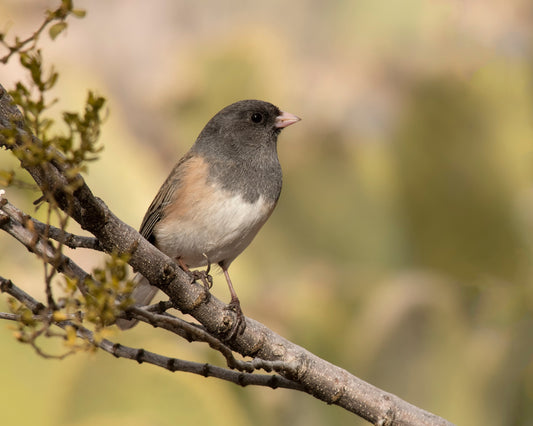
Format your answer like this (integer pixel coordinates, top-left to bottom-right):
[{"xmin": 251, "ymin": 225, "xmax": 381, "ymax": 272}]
[{"xmin": 116, "ymin": 99, "xmax": 300, "ymax": 335}]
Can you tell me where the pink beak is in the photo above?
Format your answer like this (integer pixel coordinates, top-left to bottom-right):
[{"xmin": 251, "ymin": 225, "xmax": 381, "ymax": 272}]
[{"xmin": 275, "ymin": 111, "xmax": 301, "ymax": 129}]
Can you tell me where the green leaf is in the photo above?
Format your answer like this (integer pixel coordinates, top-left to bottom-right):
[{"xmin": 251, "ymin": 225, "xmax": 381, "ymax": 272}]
[
  {"xmin": 0, "ymin": 169, "xmax": 15, "ymax": 186},
  {"xmin": 49, "ymin": 22, "xmax": 67, "ymax": 40},
  {"xmin": 71, "ymin": 9, "xmax": 86, "ymax": 18},
  {"xmin": 44, "ymin": 69, "xmax": 59, "ymax": 90}
]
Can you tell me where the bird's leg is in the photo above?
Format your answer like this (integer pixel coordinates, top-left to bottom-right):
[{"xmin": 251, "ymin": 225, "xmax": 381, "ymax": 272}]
[
  {"xmin": 177, "ymin": 257, "xmax": 193, "ymax": 281},
  {"xmin": 221, "ymin": 266, "xmax": 246, "ymax": 339},
  {"xmin": 199, "ymin": 253, "xmax": 214, "ymax": 290}
]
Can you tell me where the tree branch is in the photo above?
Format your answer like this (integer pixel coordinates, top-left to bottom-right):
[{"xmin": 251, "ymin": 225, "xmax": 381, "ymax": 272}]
[
  {"xmin": 0, "ymin": 198, "xmax": 92, "ymax": 297},
  {"xmin": 0, "ymin": 83, "xmax": 454, "ymax": 425},
  {"xmin": 0, "ymin": 275, "xmax": 303, "ymax": 391},
  {"xmin": 125, "ymin": 304, "xmax": 299, "ymax": 375},
  {"xmin": 32, "ymin": 219, "xmax": 101, "ymax": 250},
  {"xmin": 0, "ymin": 199, "xmax": 298, "ymax": 376},
  {"xmin": 0, "ymin": 196, "xmax": 101, "ymax": 250}
]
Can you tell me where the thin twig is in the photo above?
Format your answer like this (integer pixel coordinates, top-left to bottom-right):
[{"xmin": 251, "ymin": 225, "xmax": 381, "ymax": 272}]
[
  {"xmin": 1, "ymin": 201, "xmax": 299, "ymax": 377},
  {"xmin": 0, "ymin": 275, "xmax": 45, "ymax": 313},
  {"xmin": 0, "ymin": 199, "xmax": 92, "ymax": 296},
  {"xmin": 125, "ymin": 305, "xmax": 298, "ymax": 375},
  {"xmin": 0, "ymin": 310, "xmax": 80, "ymax": 322},
  {"xmin": 0, "ymin": 206, "xmax": 300, "ymax": 376},
  {"xmin": 2, "ymin": 197, "xmax": 101, "ymax": 250},
  {"xmin": 0, "ymin": 14, "xmax": 54, "ymax": 64},
  {"xmin": 0, "ymin": 275, "xmax": 303, "ymax": 391},
  {"xmin": 81, "ymin": 327, "xmax": 303, "ymax": 390},
  {"xmin": 35, "ymin": 221, "xmax": 101, "ymax": 249}
]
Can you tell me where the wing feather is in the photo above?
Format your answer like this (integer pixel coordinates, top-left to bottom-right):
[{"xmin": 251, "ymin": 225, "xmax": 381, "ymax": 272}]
[{"xmin": 138, "ymin": 152, "xmax": 194, "ymax": 242}]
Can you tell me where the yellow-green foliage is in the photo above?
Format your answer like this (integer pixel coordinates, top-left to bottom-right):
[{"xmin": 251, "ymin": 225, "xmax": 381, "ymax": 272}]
[{"xmin": 81, "ymin": 253, "xmax": 134, "ymax": 329}]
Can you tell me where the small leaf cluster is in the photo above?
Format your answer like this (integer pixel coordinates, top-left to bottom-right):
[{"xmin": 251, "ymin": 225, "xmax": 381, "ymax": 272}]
[
  {"xmin": 1, "ymin": 0, "xmax": 105, "ymax": 193},
  {"xmin": 48, "ymin": 1, "xmax": 86, "ymax": 41},
  {"xmin": 7, "ymin": 297, "xmax": 81, "ymax": 359},
  {"xmin": 7, "ymin": 52, "xmax": 107, "ymax": 177},
  {"xmin": 9, "ymin": 50, "xmax": 59, "ymax": 140},
  {"xmin": 1, "ymin": 2, "xmax": 125, "ymax": 356},
  {"xmin": 56, "ymin": 92, "xmax": 106, "ymax": 175},
  {"xmin": 8, "ymin": 253, "xmax": 135, "ymax": 358},
  {"xmin": 0, "ymin": 0, "xmax": 86, "ymax": 64},
  {"xmin": 80, "ymin": 253, "xmax": 135, "ymax": 331},
  {"xmin": 62, "ymin": 253, "xmax": 134, "ymax": 337}
]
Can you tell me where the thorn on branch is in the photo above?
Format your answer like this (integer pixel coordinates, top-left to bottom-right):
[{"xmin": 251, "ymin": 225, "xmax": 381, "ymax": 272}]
[
  {"xmin": 112, "ymin": 343, "xmax": 121, "ymax": 358},
  {"xmin": 166, "ymin": 357, "xmax": 175, "ymax": 372},
  {"xmin": 155, "ymin": 300, "xmax": 172, "ymax": 314},
  {"xmin": 34, "ymin": 302, "xmax": 46, "ymax": 315},
  {"xmin": 328, "ymin": 384, "xmax": 347, "ymax": 405},
  {"xmin": 0, "ymin": 211, "xmax": 9, "ymax": 227},
  {"xmin": 268, "ymin": 375, "xmax": 280, "ymax": 389},
  {"xmin": 0, "ymin": 276, "xmax": 13, "ymax": 292},
  {"xmin": 135, "ymin": 348, "xmax": 145, "ymax": 364},
  {"xmin": 202, "ymin": 363, "xmax": 210, "ymax": 378},
  {"xmin": 162, "ymin": 263, "xmax": 176, "ymax": 286}
]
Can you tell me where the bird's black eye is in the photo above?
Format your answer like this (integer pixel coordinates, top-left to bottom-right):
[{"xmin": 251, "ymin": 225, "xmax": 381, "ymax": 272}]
[{"xmin": 251, "ymin": 112, "xmax": 263, "ymax": 123}]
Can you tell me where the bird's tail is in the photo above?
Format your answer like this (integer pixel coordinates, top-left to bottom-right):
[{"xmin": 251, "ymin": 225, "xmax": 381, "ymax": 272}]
[{"xmin": 115, "ymin": 273, "xmax": 159, "ymax": 330}]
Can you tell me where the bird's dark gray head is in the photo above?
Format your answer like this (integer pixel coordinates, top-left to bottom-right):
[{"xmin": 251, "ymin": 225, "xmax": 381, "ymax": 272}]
[
  {"xmin": 193, "ymin": 100, "xmax": 299, "ymax": 157},
  {"xmin": 192, "ymin": 99, "xmax": 300, "ymax": 202}
]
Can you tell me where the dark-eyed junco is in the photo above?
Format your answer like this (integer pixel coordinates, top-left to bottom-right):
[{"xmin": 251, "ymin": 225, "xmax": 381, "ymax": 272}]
[{"xmin": 117, "ymin": 100, "xmax": 300, "ymax": 332}]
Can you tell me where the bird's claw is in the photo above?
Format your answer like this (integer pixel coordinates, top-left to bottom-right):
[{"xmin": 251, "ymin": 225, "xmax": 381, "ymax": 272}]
[
  {"xmin": 178, "ymin": 257, "xmax": 213, "ymax": 301},
  {"xmin": 186, "ymin": 269, "xmax": 212, "ymax": 303},
  {"xmin": 223, "ymin": 298, "xmax": 246, "ymax": 340},
  {"xmin": 191, "ymin": 269, "xmax": 213, "ymax": 290}
]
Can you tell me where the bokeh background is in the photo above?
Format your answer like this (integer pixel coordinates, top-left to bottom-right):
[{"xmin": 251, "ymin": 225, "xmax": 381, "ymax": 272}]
[{"xmin": 1, "ymin": 1, "xmax": 533, "ymax": 425}]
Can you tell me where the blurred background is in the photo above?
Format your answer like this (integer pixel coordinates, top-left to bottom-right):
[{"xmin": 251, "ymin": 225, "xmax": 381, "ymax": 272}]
[{"xmin": 1, "ymin": 0, "xmax": 533, "ymax": 425}]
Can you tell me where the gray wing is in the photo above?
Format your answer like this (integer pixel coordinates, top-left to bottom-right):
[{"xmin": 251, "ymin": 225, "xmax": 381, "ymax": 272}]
[
  {"xmin": 117, "ymin": 153, "xmax": 194, "ymax": 330},
  {"xmin": 139, "ymin": 152, "xmax": 193, "ymax": 242},
  {"xmin": 115, "ymin": 274, "xmax": 158, "ymax": 330}
]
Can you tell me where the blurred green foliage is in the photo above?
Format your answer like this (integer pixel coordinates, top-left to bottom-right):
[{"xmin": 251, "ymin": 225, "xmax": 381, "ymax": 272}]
[{"xmin": 1, "ymin": 1, "xmax": 533, "ymax": 426}]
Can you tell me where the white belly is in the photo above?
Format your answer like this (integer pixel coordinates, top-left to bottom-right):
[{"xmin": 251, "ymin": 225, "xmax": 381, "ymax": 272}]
[{"xmin": 154, "ymin": 191, "xmax": 274, "ymax": 268}]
